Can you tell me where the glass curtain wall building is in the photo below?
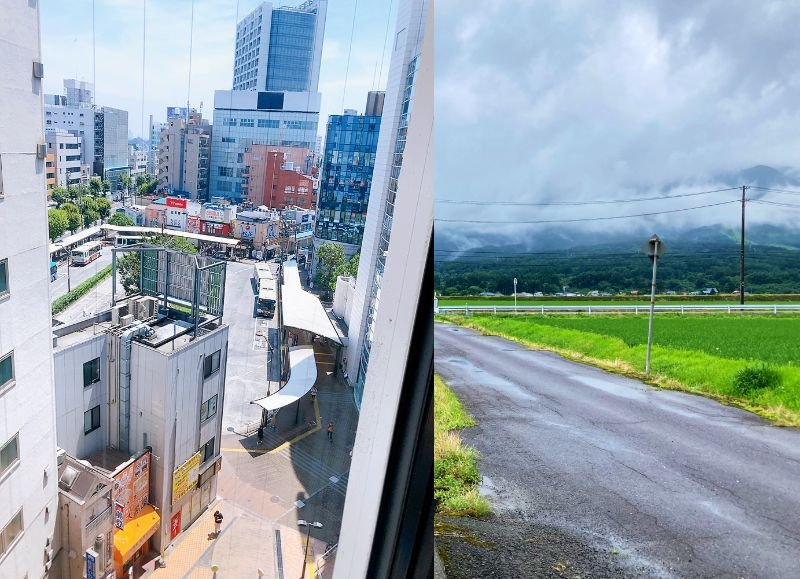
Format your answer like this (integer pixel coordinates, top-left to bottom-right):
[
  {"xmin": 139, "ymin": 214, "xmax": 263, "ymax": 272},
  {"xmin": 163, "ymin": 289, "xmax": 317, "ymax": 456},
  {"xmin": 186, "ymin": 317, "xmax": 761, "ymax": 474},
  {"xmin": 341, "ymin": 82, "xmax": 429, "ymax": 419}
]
[
  {"xmin": 266, "ymin": 9, "xmax": 316, "ymax": 91},
  {"xmin": 354, "ymin": 58, "xmax": 419, "ymax": 406},
  {"xmin": 314, "ymin": 114, "xmax": 381, "ymax": 248}
]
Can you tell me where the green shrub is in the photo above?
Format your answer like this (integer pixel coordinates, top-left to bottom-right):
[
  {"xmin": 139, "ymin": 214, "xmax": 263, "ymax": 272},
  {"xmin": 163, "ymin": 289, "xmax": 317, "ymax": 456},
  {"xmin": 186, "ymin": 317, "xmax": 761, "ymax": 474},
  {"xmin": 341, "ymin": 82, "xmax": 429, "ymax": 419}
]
[
  {"xmin": 52, "ymin": 265, "xmax": 113, "ymax": 316},
  {"xmin": 733, "ymin": 364, "xmax": 781, "ymax": 395}
]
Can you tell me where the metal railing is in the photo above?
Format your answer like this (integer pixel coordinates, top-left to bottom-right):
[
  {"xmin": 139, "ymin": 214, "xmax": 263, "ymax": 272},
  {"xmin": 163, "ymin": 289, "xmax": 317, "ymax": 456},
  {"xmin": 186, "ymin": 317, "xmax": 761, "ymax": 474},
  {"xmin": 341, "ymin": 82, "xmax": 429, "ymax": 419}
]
[{"xmin": 437, "ymin": 304, "xmax": 800, "ymax": 315}]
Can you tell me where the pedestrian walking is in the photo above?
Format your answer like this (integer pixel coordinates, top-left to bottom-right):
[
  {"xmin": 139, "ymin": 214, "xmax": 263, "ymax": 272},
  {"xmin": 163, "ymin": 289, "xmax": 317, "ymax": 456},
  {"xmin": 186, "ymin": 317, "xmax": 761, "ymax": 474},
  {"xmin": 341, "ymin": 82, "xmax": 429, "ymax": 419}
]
[
  {"xmin": 327, "ymin": 421, "xmax": 334, "ymax": 441},
  {"xmin": 213, "ymin": 510, "xmax": 223, "ymax": 537},
  {"xmin": 257, "ymin": 425, "xmax": 264, "ymax": 445},
  {"xmin": 310, "ymin": 386, "xmax": 318, "ymax": 403}
]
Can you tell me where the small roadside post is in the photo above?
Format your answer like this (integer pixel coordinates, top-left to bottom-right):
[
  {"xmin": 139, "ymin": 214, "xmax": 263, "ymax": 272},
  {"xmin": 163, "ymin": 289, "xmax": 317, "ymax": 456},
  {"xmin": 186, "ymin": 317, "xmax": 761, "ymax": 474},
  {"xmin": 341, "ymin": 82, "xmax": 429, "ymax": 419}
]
[
  {"xmin": 642, "ymin": 234, "xmax": 666, "ymax": 375},
  {"xmin": 513, "ymin": 277, "xmax": 518, "ymax": 313}
]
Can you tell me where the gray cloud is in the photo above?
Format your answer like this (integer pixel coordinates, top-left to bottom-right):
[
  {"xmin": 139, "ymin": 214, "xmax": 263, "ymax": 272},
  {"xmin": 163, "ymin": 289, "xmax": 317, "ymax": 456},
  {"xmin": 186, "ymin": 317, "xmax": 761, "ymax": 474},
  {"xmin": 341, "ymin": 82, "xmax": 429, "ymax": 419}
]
[{"xmin": 436, "ymin": 0, "xmax": 800, "ymax": 236}]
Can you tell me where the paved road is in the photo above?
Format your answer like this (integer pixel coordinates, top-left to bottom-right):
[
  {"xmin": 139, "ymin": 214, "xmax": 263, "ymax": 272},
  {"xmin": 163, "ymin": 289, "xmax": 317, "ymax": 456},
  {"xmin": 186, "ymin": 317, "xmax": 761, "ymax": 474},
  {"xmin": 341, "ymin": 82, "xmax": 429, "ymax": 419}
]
[
  {"xmin": 50, "ymin": 248, "xmax": 113, "ymax": 301},
  {"xmin": 435, "ymin": 323, "xmax": 800, "ymax": 578}
]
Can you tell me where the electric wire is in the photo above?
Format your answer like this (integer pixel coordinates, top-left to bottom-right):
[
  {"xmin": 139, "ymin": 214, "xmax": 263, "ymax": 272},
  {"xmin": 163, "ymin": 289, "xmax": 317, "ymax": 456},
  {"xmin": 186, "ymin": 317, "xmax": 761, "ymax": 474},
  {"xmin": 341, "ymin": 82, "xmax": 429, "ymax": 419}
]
[
  {"xmin": 341, "ymin": 0, "xmax": 359, "ymax": 113},
  {"xmin": 435, "ymin": 200, "xmax": 740, "ymax": 224},
  {"xmin": 436, "ymin": 187, "xmax": 740, "ymax": 206}
]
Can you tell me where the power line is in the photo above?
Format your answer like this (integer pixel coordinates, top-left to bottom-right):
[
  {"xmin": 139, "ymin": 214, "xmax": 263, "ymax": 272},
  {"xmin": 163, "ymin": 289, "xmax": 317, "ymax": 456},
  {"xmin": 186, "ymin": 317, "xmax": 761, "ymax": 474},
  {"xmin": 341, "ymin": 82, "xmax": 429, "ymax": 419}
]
[
  {"xmin": 749, "ymin": 186, "xmax": 800, "ymax": 196},
  {"xmin": 749, "ymin": 199, "xmax": 800, "ymax": 209},
  {"xmin": 376, "ymin": 0, "xmax": 394, "ymax": 89},
  {"xmin": 434, "ymin": 200, "xmax": 740, "ymax": 224},
  {"xmin": 341, "ymin": 0, "xmax": 359, "ymax": 113},
  {"xmin": 436, "ymin": 187, "xmax": 740, "ymax": 206},
  {"xmin": 186, "ymin": 0, "xmax": 195, "ymax": 121}
]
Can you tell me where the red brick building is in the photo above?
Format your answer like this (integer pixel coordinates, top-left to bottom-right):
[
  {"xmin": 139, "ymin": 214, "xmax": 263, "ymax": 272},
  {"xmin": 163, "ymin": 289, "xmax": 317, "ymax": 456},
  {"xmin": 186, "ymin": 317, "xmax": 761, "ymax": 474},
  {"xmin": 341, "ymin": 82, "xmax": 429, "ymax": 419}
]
[{"xmin": 243, "ymin": 150, "xmax": 315, "ymax": 210}]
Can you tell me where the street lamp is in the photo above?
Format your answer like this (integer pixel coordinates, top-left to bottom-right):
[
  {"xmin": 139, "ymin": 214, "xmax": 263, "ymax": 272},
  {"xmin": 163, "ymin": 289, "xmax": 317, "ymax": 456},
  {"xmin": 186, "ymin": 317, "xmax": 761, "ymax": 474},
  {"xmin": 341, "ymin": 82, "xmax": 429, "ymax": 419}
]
[
  {"xmin": 513, "ymin": 277, "xmax": 517, "ymax": 313},
  {"xmin": 297, "ymin": 520, "xmax": 323, "ymax": 579}
]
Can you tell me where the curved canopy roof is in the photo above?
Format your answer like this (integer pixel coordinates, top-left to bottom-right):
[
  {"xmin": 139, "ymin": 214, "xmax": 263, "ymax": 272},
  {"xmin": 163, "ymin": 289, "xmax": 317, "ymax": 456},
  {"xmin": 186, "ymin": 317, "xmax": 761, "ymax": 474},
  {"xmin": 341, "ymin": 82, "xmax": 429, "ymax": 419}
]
[
  {"xmin": 251, "ymin": 346, "xmax": 317, "ymax": 411},
  {"xmin": 281, "ymin": 260, "xmax": 342, "ymax": 344}
]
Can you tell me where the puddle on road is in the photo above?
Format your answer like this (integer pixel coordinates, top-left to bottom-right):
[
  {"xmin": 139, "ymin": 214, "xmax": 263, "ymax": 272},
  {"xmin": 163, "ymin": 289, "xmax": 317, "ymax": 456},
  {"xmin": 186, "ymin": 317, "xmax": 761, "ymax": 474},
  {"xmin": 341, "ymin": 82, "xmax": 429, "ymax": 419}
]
[
  {"xmin": 571, "ymin": 374, "xmax": 650, "ymax": 402},
  {"xmin": 441, "ymin": 357, "xmax": 537, "ymax": 402}
]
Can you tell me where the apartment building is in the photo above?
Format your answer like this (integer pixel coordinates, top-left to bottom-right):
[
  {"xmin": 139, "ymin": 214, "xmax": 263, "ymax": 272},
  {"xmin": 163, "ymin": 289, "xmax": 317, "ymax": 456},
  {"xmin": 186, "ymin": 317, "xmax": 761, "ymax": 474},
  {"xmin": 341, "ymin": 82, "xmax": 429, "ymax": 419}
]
[
  {"xmin": 157, "ymin": 111, "xmax": 211, "ymax": 200},
  {"xmin": 0, "ymin": 2, "xmax": 60, "ymax": 576},
  {"xmin": 46, "ymin": 130, "xmax": 84, "ymax": 189}
]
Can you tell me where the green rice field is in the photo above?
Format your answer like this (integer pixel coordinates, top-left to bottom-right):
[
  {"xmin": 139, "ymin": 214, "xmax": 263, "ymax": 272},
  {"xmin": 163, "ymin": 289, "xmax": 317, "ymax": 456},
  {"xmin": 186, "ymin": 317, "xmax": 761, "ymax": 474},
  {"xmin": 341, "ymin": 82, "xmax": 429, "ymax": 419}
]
[
  {"xmin": 447, "ymin": 314, "xmax": 800, "ymax": 426},
  {"xmin": 437, "ymin": 296, "xmax": 800, "ymax": 307}
]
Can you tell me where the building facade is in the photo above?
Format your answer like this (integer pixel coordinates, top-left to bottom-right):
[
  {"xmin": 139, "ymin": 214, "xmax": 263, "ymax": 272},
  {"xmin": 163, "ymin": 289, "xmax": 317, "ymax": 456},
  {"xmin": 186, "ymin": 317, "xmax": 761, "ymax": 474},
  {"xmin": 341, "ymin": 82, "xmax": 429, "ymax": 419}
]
[
  {"xmin": 0, "ymin": 2, "xmax": 60, "ymax": 576},
  {"xmin": 64, "ymin": 79, "xmax": 93, "ymax": 108},
  {"xmin": 45, "ymin": 100, "xmax": 95, "ymax": 170},
  {"xmin": 244, "ymin": 149, "xmax": 314, "ymax": 209},
  {"xmin": 46, "ymin": 131, "xmax": 84, "ymax": 189},
  {"xmin": 148, "ymin": 115, "xmax": 165, "ymax": 177},
  {"xmin": 232, "ymin": 0, "xmax": 327, "ymax": 92},
  {"xmin": 210, "ymin": 90, "xmax": 320, "ymax": 201},
  {"xmin": 314, "ymin": 104, "xmax": 382, "ymax": 254},
  {"xmin": 128, "ymin": 146, "xmax": 149, "ymax": 182},
  {"xmin": 95, "ymin": 106, "xmax": 129, "ymax": 179},
  {"xmin": 157, "ymin": 112, "xmax": 212, "ymax": 200},
  {"xmin": 345, "ymin": 0, "xmax": 428, "ymax": 409}
]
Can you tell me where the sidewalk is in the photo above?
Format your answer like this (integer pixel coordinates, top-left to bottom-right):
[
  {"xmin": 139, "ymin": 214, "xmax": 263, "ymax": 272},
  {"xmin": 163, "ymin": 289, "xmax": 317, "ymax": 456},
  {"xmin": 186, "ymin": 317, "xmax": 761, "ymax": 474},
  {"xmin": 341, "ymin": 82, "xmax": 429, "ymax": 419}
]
[{"xmin": 148, "ymin": 341, "xmax": 358, "ymax": 578}]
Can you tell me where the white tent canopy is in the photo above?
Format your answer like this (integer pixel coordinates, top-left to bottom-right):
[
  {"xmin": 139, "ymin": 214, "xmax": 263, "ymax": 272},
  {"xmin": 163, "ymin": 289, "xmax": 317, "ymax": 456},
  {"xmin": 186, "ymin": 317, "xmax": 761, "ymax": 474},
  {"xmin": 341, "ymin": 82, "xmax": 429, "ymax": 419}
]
[
  {"xmin": 282, "ymin": 260, "xmax": 342, "ymax": 344},
  {"xmin": 251, "ymin": 346, "xmax": 317, "ymax": 411}
]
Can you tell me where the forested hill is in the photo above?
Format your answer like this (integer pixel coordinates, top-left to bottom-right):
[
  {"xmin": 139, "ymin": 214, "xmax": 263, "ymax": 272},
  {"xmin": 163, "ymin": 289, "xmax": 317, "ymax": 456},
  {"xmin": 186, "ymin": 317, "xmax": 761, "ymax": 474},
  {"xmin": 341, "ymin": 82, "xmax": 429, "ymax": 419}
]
[{"xmin": 434, "ymin": 226, "xmax": 800, "ymax": 296}]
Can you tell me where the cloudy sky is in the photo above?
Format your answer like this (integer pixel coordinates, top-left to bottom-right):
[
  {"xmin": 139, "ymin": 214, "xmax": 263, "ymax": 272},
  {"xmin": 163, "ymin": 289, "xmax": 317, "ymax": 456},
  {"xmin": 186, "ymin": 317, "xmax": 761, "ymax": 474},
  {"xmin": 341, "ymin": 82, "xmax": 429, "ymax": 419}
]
[
  {"xmin": 436, "ymin": 0, "xmax": 800, "ymax": 237},
  {"xmin": 40, "ymin": 0, "xmax": 397, "ymax": 138}
]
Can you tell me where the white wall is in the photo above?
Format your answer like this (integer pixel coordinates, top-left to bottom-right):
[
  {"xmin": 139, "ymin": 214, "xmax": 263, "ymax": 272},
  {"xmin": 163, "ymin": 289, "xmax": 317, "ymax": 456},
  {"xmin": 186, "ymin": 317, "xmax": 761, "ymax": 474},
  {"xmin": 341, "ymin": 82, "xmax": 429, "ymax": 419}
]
[
  {"xmin": 128, "ymin": 324, "xmax": 228, "ymax": 552},
  {"xmin": 53, "ymin": 335, "xmax": 109, "ymax": 459},
  {"xmin": 213, "ymin": 89, "xmax": 321, "ymax": 113},
  {"xmin": 0, "ymin": 1, "xmax": 60, "ymax": 576},
  {"xmin": 333, "ymin": 0, "xmax": 432, "ymax": 575}
]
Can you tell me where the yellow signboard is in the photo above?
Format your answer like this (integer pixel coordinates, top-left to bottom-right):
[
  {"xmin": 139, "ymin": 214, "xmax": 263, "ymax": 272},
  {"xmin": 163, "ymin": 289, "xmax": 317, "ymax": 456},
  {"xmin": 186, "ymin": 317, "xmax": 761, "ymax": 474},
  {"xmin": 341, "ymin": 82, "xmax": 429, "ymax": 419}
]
[{"xmin": 171, "ymin": 451, "xmax": 201, "ymax": 505}]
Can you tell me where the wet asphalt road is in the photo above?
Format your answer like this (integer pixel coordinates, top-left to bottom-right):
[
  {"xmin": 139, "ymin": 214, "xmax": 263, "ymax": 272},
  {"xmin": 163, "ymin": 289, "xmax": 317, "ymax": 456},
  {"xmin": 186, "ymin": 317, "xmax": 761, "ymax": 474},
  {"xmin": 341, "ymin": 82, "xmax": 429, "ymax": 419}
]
[{"xmin": 435, "ymin": 323, "xmax": 800, "ymax": 578}]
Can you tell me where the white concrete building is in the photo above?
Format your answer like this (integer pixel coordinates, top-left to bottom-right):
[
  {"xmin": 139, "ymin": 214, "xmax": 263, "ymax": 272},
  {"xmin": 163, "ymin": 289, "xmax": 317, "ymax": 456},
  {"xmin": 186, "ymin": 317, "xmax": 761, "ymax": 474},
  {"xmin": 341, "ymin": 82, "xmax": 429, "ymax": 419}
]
[
  {"xmin": 232, "ymin": 0, "xmax": 327, "ymax": 92},
  {"xmin": 0, "ymin": 1, "xmax": 60, "ymax": 576},
  {"xmin": 148, "ymin": 115, "xmax": 165, "ymax": 177},
  {"xmin": 64, "ymin": 79, "xmax": 93, "ymax": 108},
  {"xmin": 46, "ymin": 130, "xmax": 84, "ymax": 188},
  {"xmin": 157, "ymin": 112, "xmax": 211, "ymax": 200},
  {"xmin": 128, "ymin": 146, "xmax": 148, "ymax": 181},
  {"xmin": 50, "ymin": 250, "xmax": 229, "ymax": 572},
  {"xmin": 335, "ymin": 1, "xmax": 432, "ymax": 574},
  {"xmin": 45, "ymin": 101, "xmax": 96, "ymax": 170},
  {"xmin": 343, "ymin": 0, "xmax": 430, "ymax": 409}
]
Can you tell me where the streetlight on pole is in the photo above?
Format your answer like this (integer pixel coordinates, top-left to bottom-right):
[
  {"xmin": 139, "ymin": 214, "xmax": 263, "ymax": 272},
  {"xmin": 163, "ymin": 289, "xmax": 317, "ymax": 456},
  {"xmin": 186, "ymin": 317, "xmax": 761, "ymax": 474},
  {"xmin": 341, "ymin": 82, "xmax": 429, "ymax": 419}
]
[
  {"xmin": 297, "ymin": 520, "xmax": 323, "ymax": 579},
  {"xmin": 513, "ymin": 277, "xmax": 517, "ymax": 313},
  {"xmin": 642, "ymin": 234, "xmax": 667, "ymax": 376}
]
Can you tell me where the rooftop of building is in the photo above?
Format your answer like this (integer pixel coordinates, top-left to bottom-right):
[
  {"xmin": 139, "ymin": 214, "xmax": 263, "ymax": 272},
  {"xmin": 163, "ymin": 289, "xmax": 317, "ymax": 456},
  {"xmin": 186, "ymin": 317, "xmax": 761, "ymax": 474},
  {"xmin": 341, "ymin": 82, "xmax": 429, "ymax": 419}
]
[{"xmin": 57, "ymin": 449, "xmax": 115, "ymax": 505}]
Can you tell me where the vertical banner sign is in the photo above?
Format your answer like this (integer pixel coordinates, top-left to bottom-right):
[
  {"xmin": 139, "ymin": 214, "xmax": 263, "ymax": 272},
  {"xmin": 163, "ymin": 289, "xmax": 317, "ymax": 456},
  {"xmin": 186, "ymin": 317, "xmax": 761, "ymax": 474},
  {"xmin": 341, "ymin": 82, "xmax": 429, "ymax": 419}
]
[
  {"xmin": 114, "ymin": 502, "xmax": 125, "ymax": 529},
  {"xmin": 86, "ymin": 549, "xmax": 97, "ymax": 579},
  {"xmin": 171, "ymin": 511, "xmax": 182, "ymax": 540}
]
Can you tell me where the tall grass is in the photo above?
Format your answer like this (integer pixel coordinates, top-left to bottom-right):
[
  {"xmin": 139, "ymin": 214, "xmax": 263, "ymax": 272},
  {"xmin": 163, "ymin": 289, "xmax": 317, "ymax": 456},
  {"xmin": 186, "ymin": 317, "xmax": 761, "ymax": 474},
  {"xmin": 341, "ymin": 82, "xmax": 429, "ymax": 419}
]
[
  {"xmin": 449, "ymin": 315, "xmax": 800, "ymax": 427},
  {"xmin": 434, "ymin": 374, "xmax": 491, "ymax": 518}
]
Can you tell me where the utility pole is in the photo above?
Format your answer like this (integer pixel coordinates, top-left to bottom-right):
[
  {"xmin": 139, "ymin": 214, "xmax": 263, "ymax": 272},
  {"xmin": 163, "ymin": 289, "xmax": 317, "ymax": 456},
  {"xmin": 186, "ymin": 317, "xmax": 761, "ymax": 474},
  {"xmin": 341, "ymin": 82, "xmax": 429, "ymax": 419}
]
[
  {"xmin": 643, "ymin": 235, "xmax": 666, "ymax": 376},
  {"xmin": 740, "ymin": 185, "xmax": 747, "ymax": 305}
]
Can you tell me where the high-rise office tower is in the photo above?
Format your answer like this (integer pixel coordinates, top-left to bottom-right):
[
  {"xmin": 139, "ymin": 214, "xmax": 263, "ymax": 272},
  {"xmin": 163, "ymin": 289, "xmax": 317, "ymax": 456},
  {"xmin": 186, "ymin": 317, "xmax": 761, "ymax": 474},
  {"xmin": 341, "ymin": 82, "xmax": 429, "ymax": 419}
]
[
  {"xmin": 232, "ymin": 0, "xmax": 327, "ymax": 92},
  {"xmin": 314, "ymin": 94, "xmax": 384, "ymax": 254},
  {"xmin": 345, "ymin": 0, "xmax": 429, "ymax": 409},
  {"xmin": 212, "ymin": 0, "xmax": 327, "ymax": 201},
  {"xmin": 94, "ymin": 106, "xmax": 129, "ymax": 186},
  {"xmin": 0, "ymin": 1, "xmax": 60, "ymax": 576}
]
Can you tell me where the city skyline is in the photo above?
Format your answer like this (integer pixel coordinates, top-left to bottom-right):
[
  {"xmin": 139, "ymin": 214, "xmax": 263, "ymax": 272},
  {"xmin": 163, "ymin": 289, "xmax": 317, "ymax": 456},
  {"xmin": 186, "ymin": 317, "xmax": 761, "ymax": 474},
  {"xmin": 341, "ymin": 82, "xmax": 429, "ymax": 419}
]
[{"xmin": 40, "ymin": 0, "xmax": 398, "ymax": 139}]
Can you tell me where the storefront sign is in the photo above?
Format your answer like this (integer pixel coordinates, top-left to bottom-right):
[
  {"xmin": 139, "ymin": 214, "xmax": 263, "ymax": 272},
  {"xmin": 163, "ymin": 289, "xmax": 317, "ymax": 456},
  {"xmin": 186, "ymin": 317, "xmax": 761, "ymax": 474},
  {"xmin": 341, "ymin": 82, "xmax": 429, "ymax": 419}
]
[
  {"xmin": 203, "ymin": 207, "xmax": 225, "ymax": 222},
  {"xmin": 86, "ymin": 549, "xmax": 97, "ymax": 579},
  {"xmin": 186, "ymin": 215, "xmax": 201, "ymax": 234},
  {"xmin": 201, "ymin": 221, "xmax": 231, "ymax": 237},
  {"xmin": 167, "ymin": 197, "xmax": 188, "ymax": 209},
  {"xmin": 172, "ymin": 451, "xmax": 201, "ymax": 505},
  {"xmin": 171, "ymin": 511, "xmax": 182, "ymax": 540},
  {"xmin": 114, "ymin": 502, "xmax": 124, "ymax": 529},
  {"xmin": 240, "ymin": 222, "xmax": 256, "ymax": 239},
  {"xmin": 113, "ymin": 450, "xmax": 151, "ymax": 525}
]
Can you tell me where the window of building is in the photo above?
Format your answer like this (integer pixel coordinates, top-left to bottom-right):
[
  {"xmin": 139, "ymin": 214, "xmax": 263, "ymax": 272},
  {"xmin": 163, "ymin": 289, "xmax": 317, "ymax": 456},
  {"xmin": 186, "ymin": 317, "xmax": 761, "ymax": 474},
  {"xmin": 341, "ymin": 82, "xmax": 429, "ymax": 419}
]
[
  {"xmin": 0, "ymin": 259, "xmax": 8, "ymax": 296},
  {"xmin": 0, "ymin": 352, "xmax": 13, "ymax": 389},
  {"xmin": 201, "ymin": 437, "xmax": 215, "ymax": 462},
  {"xmin": 240, "ymin": 118, "xmax": 254, "ymax": 127},
  {"xmin": 200, "ymin": 394, "xmax": 218, "ymax": 422},
  {"xmin": 83, "ymin": 358, "xmax": 100, "ymax": 388},
  {"xmin": 0, "ymin": 434, "xmax": 19, "ymax": 478},
  {"xmin": 84, "ymin": 405, "xmax": 101, "ymax": 434},
  {"xmin": 203, "ymin": 350, "xmax": 221, "ymax": 379},
  {"xmin": 0, "ymin": 510, "xmax": 24, "ymax": 557}
]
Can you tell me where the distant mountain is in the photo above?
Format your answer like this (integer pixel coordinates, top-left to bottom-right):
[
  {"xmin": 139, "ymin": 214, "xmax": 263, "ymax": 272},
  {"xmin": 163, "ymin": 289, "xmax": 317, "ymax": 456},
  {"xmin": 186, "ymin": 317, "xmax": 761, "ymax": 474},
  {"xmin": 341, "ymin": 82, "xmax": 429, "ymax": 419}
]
[
  {"xmin": 128, "ymin": 137, "xmax": 148, "ymax": 149},
  {"xmin": 717, "ymin": 165, "xmax": 800, "ymax": 189}
]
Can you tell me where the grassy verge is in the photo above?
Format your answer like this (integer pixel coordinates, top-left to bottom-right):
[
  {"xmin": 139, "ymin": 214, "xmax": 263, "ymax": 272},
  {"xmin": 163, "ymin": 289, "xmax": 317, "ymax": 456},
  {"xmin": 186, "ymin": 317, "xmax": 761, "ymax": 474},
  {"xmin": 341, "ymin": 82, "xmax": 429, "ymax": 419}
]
[
  {"xmin": 443, "ymin": 315, "xmax": 800, "ymax": 427},
  {"xmin": 434, "ymin": 374, "xmax": 492, "ymax": 518},
  {"xmin": 52, "ymin": 265, "xmax": 113, "ymax": 316}
]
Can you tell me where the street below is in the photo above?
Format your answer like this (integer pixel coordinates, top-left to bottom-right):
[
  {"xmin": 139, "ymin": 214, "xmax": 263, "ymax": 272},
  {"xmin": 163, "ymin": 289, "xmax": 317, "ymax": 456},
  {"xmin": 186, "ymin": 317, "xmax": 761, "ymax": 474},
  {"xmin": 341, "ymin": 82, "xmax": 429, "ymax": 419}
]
[{"xmin": 435, "ymin": 322, "xmax": 800, "ymax": 578}]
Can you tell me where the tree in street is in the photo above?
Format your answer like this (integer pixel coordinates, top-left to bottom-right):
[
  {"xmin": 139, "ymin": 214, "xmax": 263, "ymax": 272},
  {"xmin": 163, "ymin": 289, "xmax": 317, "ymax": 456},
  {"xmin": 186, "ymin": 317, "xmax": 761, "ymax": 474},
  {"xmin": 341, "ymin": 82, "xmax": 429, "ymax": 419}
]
[
  {"xmin": 48, "ymin": 209, "xmax": 68, "ymax": 241},
  {"xmin": 60, "ymin": 202, "xmax": 83, "ymax": 232},
  {"xmin": 88, "ymin": 177, "xmax": 102, "ymax": 196},
  {"xmin": 95, "ymin": 197, "xmax": 111, "ymax": 219},
  {"xmin": 108, "ymin": 212, "xmax": 135, "ymax": 226},
  {"xmin": 315, "ymin": 243, "xmax": 346, "ymax": 293}
]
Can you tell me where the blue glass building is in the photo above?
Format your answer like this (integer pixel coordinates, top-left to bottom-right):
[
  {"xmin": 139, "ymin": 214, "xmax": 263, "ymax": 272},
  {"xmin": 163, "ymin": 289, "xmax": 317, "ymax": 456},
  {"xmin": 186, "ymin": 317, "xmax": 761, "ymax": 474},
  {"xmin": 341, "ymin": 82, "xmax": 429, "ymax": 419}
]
[{"xmin": 314, "ymin": 113, "xmax": 381, "ymax": 248}]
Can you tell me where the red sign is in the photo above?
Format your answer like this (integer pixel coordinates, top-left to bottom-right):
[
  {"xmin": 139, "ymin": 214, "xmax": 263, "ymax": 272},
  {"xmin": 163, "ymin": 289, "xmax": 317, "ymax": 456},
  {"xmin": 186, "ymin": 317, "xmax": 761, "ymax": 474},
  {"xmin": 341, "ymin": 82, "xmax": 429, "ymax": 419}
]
[
  {"xmin": 112, "ymin": 449, "xmax": 151, "ymax": 525},
  {"xmin": 200, "ymin": 221, "xmax": 231, "ymax": 237},
  {"xmin": 166, "ymin": 197, "xmax": 188, "ymax": 209},
  {"xmin": 170, "ymin": 511, "xmax": 182, "ymax": 540}
]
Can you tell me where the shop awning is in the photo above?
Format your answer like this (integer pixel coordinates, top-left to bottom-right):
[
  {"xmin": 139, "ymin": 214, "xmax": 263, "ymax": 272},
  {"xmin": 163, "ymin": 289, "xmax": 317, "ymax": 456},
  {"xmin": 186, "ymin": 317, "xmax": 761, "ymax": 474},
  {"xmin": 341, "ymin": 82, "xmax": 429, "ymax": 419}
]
[
  {"xmin": 281, "ymin": 261, "xmax": 342, "ymax": 344},
  {"xmin": 113, "ymin": 504, "xmax": 160, "ymax": 563},
  {"xmin": 252, "ymin": 346, "xmax": 317, "ymax": 411}
]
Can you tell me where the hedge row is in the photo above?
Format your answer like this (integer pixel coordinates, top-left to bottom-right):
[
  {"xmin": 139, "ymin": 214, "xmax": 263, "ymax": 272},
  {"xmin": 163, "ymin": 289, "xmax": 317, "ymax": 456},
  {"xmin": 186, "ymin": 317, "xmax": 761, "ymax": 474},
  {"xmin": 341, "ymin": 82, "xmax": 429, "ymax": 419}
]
[
  {"xmin": 439, "ymin": 293, "xmax": 800, "ymax": 303},
  {"xmin": 52, "ymin": 265, "xmax": 113, "ymax": 316}
]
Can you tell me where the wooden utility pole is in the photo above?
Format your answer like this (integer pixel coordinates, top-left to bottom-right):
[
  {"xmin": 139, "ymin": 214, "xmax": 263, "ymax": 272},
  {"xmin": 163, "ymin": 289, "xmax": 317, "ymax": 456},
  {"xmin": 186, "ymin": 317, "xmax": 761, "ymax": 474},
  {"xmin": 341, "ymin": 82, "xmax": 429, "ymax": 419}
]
[{"xmin": 740, "ymin": 185, "xmax": 747, "ymax": 305}]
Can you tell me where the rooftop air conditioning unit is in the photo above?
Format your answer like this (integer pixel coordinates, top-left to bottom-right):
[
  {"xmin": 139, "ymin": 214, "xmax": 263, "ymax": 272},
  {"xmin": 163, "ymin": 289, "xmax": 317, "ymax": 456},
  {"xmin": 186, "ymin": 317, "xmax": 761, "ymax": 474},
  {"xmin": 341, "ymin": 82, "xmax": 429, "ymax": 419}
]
[{"xmin": 119, "ymin": 314, "xmax": 134, "ymax": 327}]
